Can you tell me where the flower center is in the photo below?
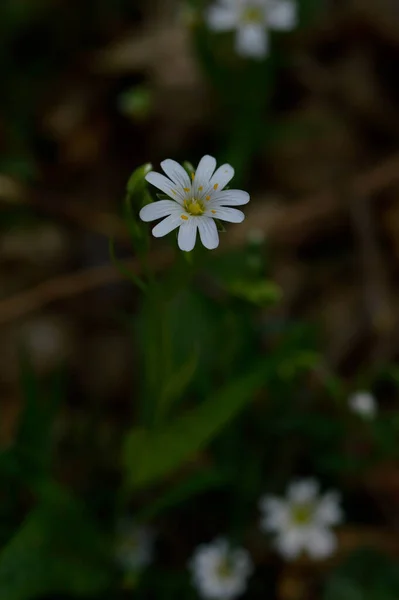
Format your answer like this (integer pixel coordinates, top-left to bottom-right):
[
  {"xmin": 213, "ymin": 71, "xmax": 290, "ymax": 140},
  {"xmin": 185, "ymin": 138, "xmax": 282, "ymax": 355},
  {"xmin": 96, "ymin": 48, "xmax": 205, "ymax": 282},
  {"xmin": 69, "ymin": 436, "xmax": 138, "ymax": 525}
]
[
  {"xmin": 291, "ymin": 502, "xmax": 314, "ymax": 526},
  {"xmin": 216, "ymin": 558, "xmax": 233, "ymax": 580},
  {"xmin": 241, "ymin": 6, "xmax": 264, "ymax": 24},
  {"xmin": 184, "ymin": 198, "xmax": 205, "ymax": 216}
]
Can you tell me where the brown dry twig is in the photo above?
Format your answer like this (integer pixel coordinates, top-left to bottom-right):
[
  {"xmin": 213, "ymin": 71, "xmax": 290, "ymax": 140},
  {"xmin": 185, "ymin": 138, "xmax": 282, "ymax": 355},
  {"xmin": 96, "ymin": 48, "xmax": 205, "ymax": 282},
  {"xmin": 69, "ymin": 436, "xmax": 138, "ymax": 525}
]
[
  {"xmin": 0, "ymin": 249, "xmax": 173, "ymax": 327},
  {"xmin": 1, "ymin": 153, "xmax": 399, "ymax": 326}
]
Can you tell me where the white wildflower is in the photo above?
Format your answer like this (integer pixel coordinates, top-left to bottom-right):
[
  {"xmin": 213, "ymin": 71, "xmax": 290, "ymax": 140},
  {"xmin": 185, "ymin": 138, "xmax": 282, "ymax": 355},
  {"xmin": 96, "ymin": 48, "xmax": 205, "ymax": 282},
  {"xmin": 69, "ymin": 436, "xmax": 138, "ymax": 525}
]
[
  {"xmin": 348, "ymin": 391, "xmax": 377, "ymax": 419},
  {"xmin": 259, "ymin": 478, "xmax": 343, "ymax": 560},
  {"xmin": 140, "ymin": 155, "xmax": 250, "ymax": 252},
  {"xmin": 206, "ymin": 0, "xmax": 297, "ymax": 59},
  {"xmin": 189, "ymin": 537, "xmax": 253, "ymax": 599},
  {"xmin": 115, "ymin": 520, "xmax": 154, "ymax": 573}
]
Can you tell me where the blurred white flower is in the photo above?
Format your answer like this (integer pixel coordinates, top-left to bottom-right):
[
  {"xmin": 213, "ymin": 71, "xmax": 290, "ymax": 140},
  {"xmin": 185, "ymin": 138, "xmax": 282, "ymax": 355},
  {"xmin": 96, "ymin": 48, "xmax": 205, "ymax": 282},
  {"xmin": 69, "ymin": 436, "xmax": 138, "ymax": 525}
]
[
  {"xmin": 189, "ymin": 537, "xmax": 253, "ymax": 599},
  {"xmin": 115, "ymin": 520, "xmax": 154, "ymax": 573},
  {"xmin": 348, "ymin": 391, "xmax": 377, "ymax": 419},
  {"xmin": 206, "ymin": 0, "xmax": 297, "ymax": 59},
  {"xmin": 259, "ymin": 478, "xmax": 343, "ymax": 560},
  {"xmin": 140, "ymin": 155, "xmax": 250, "ymax": 252}
]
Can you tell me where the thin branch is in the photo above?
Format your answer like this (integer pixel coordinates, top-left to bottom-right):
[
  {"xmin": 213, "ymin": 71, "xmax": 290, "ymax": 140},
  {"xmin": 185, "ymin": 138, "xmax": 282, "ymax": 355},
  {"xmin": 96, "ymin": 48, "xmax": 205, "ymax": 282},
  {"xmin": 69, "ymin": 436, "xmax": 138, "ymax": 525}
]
[{"xmin": 1, "ymin": 153, "xmax": 399, "ymax": 326}]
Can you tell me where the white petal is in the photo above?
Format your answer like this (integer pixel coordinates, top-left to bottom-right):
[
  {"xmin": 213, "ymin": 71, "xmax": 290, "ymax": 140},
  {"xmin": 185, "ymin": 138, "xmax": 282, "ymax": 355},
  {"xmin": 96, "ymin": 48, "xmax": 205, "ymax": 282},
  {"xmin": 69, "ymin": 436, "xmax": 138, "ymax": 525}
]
[
  {"xmin": 161, "ymin": 159, "xmax": 191, "ymax": 190},
  {"xmin": 275, "ymin": 529, "xmax": 307, "ymax": 560},
  {"xmin": 259, "ymin": 496, "xmax": 290, "ymax": 532},
  {"xmin": 306, "ymin": 527, "xmax": 337, "ymax": 560},
  {"xmin": 194, "ymin": 155, "xmax": 217, "ymax": 194},
  {"xmin": 236, "ymin": 24, "xmax": 268, "ymax": 58},
  {"xmin": 211, "ymin": 190, "xmax": 250, "ymax": 206},
  {"xmin": 145, "ymin": 171, "xmax": 184, "ymax": 203},
  {"xmin": 198, "ymin": 217, "xmax": 219, "ymax": 250},
  {"xmin": 206, "ymin": 4, "xmax": 238, "ymax": 31},
  {"xmin": 152, "ymin": 214, "xmax": 182, "ymax": 238},
  {"xmin": 315, "ymin": 492, "xmax": 343, "ymax": 527},
  {"xmin": 139, "ymin": 200, "xmax": 180, "ymax": 222},
  {"xmin": 268, "ymin": 0, "xmax": 297, "ymax": 31},
  {"xmin": 287, "ymin": 479, "xmax": 319, "ymax": 503},
  {"xmin": 178, "ymin": 219, "xmax": 198, "ymax": 252},
  {"xmin": 209, "ymin": 207, "xmax": 244, "ymax": 223},
  {"xmin": 209, "ymin": 163, "xmax": 235, "ymax": 191}
]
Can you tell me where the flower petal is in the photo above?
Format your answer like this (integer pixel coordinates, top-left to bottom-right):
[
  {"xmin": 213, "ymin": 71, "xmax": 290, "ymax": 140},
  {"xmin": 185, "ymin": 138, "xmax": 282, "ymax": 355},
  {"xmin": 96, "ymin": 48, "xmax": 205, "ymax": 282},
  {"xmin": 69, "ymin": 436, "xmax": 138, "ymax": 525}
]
[
  {"xmin": 206, "ymin": 4, "xmax": 238, "ymax": 31},
  {"xmin": 268, "ymin": 0, "xmax": 297, "ymax": 31},
  {"xmin": 209, "ymin": 163, "xmax": 235, "ymax": 191},
  {"xmin": 306, "ymin": 527, "xmax": 337, "ymax": 560},
  {"xmin": 315, "ymin": 492, "xmax": 343, "ymax": 527},
  {"xmin": 259, "ymin": 496, "xmax": 290, "ymax": 532},
  {"xmin": 287, "ymin": 479, "xmax": 319, "ymax": 503},
  {"xmin": 210, "ymin": 190, "xmax": 250, "ymax": 206},
  {"xmin": 161, "ymin": 159, "xmax": 191, "ymax": 190},
  {"xmin": 178, "ymin": 219, "xmax": 198, "ymax": 252},
  {"xmin": 152, "ymin": 214, "xmax": 182, "ymax": 238},
  {"xmin": 209, "ymin": 207, "xmax": 244, "ymax": 223},
  {"xmin": 275, "ymin": 529, "xmax": 307, "ymax": 560},
  {"xmin": 236, "ymin": 24, "xmax": 268, "ymax": 58},
  {"xmin": 194, "ymin": 155, "xmax": 217, "ymax": 194},
  {"xmin": 198, "ymin": 217, "xmax": 219, "ymax": 250},
  {"xmin": 139, "ymin": 200, "xmax": 180, "ymax": 222},
  {"xmin": 145, "ymin": 171, "xmax": 184, "ymax": 203}
]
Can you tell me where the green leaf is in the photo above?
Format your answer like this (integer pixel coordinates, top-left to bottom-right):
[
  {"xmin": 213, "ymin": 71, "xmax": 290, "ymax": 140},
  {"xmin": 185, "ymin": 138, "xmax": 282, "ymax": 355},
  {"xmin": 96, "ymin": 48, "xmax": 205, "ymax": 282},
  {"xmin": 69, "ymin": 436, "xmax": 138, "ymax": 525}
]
[
  {"xmin": 157, "ymin": 350, "xmax": 199, "ymax": 420},
  {"xmin": 228, "ymin": 279, "xmax": 282, "ymax": 306},
  {"xmin": 0, "ymin": 484, "xmax": 112, "ymax": 600},
  {"xmin": 124, "ymin": 359, "xmax": 268, "ymax": 489}
]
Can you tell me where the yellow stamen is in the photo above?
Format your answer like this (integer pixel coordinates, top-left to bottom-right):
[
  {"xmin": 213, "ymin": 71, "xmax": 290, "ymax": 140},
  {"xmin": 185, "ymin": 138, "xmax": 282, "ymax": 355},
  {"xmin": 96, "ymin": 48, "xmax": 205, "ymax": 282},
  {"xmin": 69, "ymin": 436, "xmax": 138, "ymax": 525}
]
[
  {"xmin": 183, "ymin": 187, "xmax": 190, "ymax": 192},
  {"xmin": 206, "ymin": 195, "xmax": 211, "ymax": 201},
  {"xmin": 213, "ymin": 183, "xmax": 219, "ymax": 190},
  {"xmin": 181, "ymin": 214, "xmax": 189, "ymax": 220},
  {"xmin": 291, "ymin": 503, "xmax": 314, "ymax": 526},
  {"xmin": 191, "ymin": 172, "xmax": 195, "ymax": 181},
  {"xmin": 211, "ymin": 210, "xmax": 216, "ymax": 214},
  {"xmin": 242, "ymin": 6, "xmax": 264, "ymax": 24},
  {"xmin": 184, "ymin": 198, "xmax": 205, "ymax": 216},
  {"xmin": 199, "ymin": 186, "xmax": 203, "ymax": 191}
]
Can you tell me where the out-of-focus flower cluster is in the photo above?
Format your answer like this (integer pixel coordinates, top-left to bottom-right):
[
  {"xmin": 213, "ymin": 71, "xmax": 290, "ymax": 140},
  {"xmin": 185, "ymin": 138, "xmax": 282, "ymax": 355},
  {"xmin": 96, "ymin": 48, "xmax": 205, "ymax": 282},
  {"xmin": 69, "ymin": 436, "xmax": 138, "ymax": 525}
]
[{"xmin": 205, "ymin": 0, "xmax": 297, "ymax": 59}]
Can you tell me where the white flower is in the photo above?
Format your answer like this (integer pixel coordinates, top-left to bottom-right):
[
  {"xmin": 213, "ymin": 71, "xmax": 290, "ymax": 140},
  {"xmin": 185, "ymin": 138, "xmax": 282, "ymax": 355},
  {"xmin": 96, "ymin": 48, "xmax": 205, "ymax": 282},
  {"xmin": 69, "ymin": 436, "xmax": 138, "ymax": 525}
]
[
  {"xmin": 140, "ymin": 155, "xmax": 250, "ymax": 252},
  {"xmin": 259, "ymin": 478, "xmax": 343, "ymax": 560},
  {"xmin": 206, "ymin": 0, "xmax": 297, "ymax": 59},
  {"xmin": 115, "ymin": 520, "xmax": 154, "ymax": 573},
  {"xmin": 348, "ymin": 391, "xmax": 377, "ymax": 419},
  {"xmin": 189, "ymin": 537, "xmax": 253, "ymax": 599}
]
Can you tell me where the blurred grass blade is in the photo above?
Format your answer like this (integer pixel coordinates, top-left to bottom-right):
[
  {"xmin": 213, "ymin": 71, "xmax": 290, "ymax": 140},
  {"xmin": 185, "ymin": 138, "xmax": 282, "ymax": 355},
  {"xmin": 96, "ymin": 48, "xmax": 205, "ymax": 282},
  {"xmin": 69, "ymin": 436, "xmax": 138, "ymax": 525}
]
[
  {"xmin": 15, "ymin": 351, "xmax": 62, "ymax": 477},
  {"xmin": 0, "ymin": 483, "xmax": 111, "ymax": 600}
]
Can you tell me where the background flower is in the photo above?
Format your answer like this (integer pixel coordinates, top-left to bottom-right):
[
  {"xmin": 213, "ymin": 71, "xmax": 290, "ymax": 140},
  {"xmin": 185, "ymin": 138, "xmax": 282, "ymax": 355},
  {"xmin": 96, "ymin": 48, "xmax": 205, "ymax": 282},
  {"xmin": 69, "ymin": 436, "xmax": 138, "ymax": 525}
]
[
  {"xmin": 259, "ymin": 479, "xmax": 343, "ymax": 560},
  {"xmin": 348, "ymin": 391, "xmax": 377, "ymax": 419},
  {"xmin": 115, "ymin": 520, "xmax": 155, "ymax": 573},
  {"xmin": 189, "ymin": 538, "xmax": 253, "ymax": 599},
  {"xmin": 206, "ymin": 0, "xmax": 297, "ymax": 58}
]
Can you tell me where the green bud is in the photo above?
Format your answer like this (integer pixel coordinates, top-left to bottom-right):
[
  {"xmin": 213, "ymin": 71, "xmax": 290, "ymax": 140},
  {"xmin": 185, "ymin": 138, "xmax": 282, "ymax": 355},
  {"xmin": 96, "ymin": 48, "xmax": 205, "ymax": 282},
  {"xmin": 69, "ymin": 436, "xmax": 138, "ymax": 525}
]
[
  {"xmin": 183, "ymin": 161, "xmax": 195, "ymax": 179},
  {"xmin": 126, "ymin": 163, "xmax": 152, "ymax": 198}
]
